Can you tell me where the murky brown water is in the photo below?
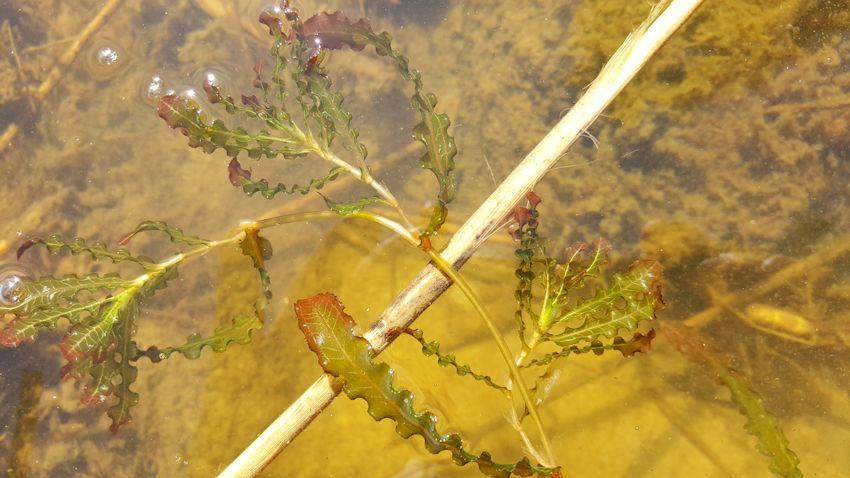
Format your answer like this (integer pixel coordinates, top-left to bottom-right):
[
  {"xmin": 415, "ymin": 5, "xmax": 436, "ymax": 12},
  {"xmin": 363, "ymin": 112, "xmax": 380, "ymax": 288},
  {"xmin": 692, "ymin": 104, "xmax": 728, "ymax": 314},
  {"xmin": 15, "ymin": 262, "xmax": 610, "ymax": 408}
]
[{"xmin": 1, "ymin": 1, "xmax": 849, "ymax": 477}]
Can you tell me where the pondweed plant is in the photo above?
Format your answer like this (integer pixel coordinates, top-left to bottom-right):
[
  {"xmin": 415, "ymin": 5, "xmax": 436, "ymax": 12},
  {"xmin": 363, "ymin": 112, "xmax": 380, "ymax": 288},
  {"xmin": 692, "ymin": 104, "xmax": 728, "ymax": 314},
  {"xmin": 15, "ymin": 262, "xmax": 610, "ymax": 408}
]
[{"xmin": 0, "ymin": 2, "xmax": 799, "ymax": 477}]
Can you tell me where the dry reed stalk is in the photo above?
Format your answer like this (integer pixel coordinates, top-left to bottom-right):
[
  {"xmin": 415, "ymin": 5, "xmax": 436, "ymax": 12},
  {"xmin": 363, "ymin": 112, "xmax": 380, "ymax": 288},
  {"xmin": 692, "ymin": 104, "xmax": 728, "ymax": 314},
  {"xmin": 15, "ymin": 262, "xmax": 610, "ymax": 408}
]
[{"xmin": 220, "ymin": 1, "xmax": 706, "ymax": 476}]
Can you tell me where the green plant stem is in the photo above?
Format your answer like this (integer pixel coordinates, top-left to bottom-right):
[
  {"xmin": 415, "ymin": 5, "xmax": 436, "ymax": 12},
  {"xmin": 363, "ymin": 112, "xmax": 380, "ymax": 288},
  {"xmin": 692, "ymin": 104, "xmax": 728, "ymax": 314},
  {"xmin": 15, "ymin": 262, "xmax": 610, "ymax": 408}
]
[
  {"xmin": 518, "ymin": 330, "xmax": 544, "ymax": 365},
  {"xmin": 255, "ymin": 210, "xmax": 419, "ymax": 246},
  {"xmin": 426, "ymin": 249, "xmax": 556, "ymax": 467},
  {"xmin": 320, "ymin": 148, "xmax": 418, "ymax": 233}
]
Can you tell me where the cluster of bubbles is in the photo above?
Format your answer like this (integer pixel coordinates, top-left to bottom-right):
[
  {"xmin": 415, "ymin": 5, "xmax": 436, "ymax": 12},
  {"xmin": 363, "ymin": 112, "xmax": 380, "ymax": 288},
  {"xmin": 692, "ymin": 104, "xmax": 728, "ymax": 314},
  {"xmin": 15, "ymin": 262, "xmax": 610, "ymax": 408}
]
[
  {"xmin": 137, "ymin": 66, "xmax": 232, "ymax": 113},
  {"xmin": 0, "ymin": 264, "xmax": 32, "ymax": 308}
]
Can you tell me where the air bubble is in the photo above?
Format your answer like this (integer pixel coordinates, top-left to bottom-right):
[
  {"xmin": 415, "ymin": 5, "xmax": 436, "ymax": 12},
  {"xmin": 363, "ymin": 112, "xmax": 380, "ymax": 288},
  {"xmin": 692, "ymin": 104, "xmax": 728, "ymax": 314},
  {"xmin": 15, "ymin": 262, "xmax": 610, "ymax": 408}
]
[
  {"xmin": 179, "ymin": 87, "xmax": 200, "ymax": 101},
  {"xmin": 96, "ymin": 46, "xmax": 120, "ymax": 66},
  {"xmin": 85, "ymin": 38, "xmax": 129, "ymax": 79},
  {"xmin": 140, "ymin": 75, "xmax": 166, "ymax": 107},
  {"xmin": 0, "ymin": 264, "xmax": 32, "ymax": 307}
]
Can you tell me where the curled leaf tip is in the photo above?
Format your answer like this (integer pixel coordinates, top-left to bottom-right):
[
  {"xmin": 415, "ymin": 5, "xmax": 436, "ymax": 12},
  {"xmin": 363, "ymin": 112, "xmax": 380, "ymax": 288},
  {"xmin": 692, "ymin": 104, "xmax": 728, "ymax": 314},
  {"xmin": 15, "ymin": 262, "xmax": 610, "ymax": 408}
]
[
  {"xmin": 203, "ymin": 77, "xmax": 223, "ymax": 104},
  {"xmin": 511, "ymin": 207, "xmax": 533, "ymax": 228},
  {"xmin": 16, "ymin": 239, "xmax": 41, "ymax": 260},
  {"xmin": 614, "ymin": 329, "xmax": 656, "ymax": 357},
  {"xmin": 228, "ymin": 158, "xmax": 252, "ymax": 187},
  {"xmin": 259, "ymin": 8, "xmax": 284, "ymax": 36},
  {"xmin": 259, "ymin": 1, "xmax": 300, "ymax": 36},
  {"xmin": 241, "ymin": 94, "xmax": 261, "ymax": 109}
]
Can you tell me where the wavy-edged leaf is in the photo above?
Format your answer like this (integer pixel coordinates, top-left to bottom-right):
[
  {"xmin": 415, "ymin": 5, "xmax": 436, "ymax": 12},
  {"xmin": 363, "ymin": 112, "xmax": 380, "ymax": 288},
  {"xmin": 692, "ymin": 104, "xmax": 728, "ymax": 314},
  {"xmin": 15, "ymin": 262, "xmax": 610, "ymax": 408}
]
[
  {"xmin": 0, "ymin": 273, "xmax": 131, "ymax": 316},
  {"xmin": 298, "ymin": 12, "xmax": 457, "ymax": 234},
  {"xmin": 18, "ymin": 235, "xmax": 153, "ymax": 268},
  {"xmin": 239, "ymin": 226, "xmax": 273, "ymax": 301},
  {"xmin": 103, "ymin": 304, "xmax": 140, "ymax": 433},
  {"xmin": 295, "ymin": 293, "xmax": 559, "ymax": 478},
  {"xmin": 536, "ymin": 239, "xmax": 611, "ymax": 331},
  {"xmin": 512, "ymin": 194, "xmax": 542, "ymax": 346},
  {"xmin": 304, "ymin": 69, "xmax": 368, "ymax": 167},
  {"xmin": 157, "ymin": 95, "xmax": 311, "ymax": 160},
  {"xmin": 119, "ymin": 221, "xmax": 211, "ymax": 247},
  {"xmin": 60, "ymin": 292, "xmax": 136, "ymax": 362},
  {"xmin": 521, "ymin": 330, "xmax": 656, "ymax": 369},
  {"xmin": 545, "ymin": 261, "xmax": 663, "ymax": 347},
  {"xmin": 155, "ymin": 311, "xmax": 263, "ymax": 360},
  {"xmin": 0, "ymin": 297, "xmax": 113, "ymax": 347},
  {"xmin": 228, "ymin": 158, "xmax": 343, "ymax": 199},
  {"xmin": 358, "ymin": 28, "xmax": 457, "ymax": 234},
  {"xmin": 405, "ymin": 328, "xmax": 507, "ymax": 392},
  {"xmin": 665, "ymin": 324, "xmax": 802, "ymax": 478},
  {"xmin": 321, "ymin": 194, "xmax": 388, "ymax": 216},
  {"xmin": 214, "ymin": 81, "xmax": 295, "ymax": 135}
]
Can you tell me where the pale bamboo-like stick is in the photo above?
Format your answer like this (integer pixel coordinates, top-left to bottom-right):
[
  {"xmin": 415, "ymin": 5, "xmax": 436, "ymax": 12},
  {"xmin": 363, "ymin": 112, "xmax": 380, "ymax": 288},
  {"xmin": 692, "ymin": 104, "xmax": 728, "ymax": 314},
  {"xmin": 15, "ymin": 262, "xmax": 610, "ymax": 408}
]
[
  {"xmin": 0, "ymin": 0, "xmax": 123, "ymax": 153},
  {"xmin": 219, "ymin": 1, "xmax": 705, "ymax": 476}
]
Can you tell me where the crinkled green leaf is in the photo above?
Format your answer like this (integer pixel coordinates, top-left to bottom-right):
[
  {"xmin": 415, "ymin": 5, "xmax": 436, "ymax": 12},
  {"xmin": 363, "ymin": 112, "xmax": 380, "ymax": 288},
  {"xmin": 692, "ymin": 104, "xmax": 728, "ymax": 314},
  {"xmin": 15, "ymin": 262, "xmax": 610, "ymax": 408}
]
[
  {"xmin": 2, "ymin": 223, "xmax": 214, "ymax": 434},
  {"xmin": 0, "ymin": 273, "xmax": 131, "ymax": 316},
  {"xmin": 364, "ymin": 33, "xmax": 457, "ymax": 234},
  {"xmin": 228, "ymin": 158, "xmax": 343, "ymax": 199},
  {"xmin": 521, "ymin": 330, "xmax": 656, "ymax": 369},
  {"xmin": 665, "ymin": 324, "xmax": 802, "ymax": 478},
  {"xmin": 60, "ymin": 292, "xmax": 136, "ymax": 362},
  {"xmin": 18, "ymin": 235, "xmax": 153, "ymax": 268},
  {"xmin": 239, "ymin": 226, "xmax": 273, "ymax": 301},
  {"xmin": 510, "ymin": 194, "xmax": 615, "ymax": 340},
  {"xmin": 157, "ymin": 95, "xmax": 311, "ymax": 160},
  {"xmin": 545, "ymin": 261, "xmax": 663, "ymax": 347},
  {"xmin": 405, "ymin": 328, "xmax": 507, "ymax": 392},
  {"xmin": 119, "ymin": 220, "xmax": 212, "ymax": 247},
  {"xmin": 103, "ymin": 304, "xmax": 140, "ymax": 433},
  {"xmin": 321, "ymin": 194, "xmax": 387, "ymax": 216},
  {"xmin": 156, "ymin": 311, "xmax": 263, "ymax": 360},
  {"xmin": 304, "ymin": 70, "xmax": 368, "ymax": 166},
  {"xmin": 535, "ymin": 239, "xmax": 611, "ymax": 331},
  {"xmin": 303, "ymin": 17, "xmax": 457, "ymax": 234},
  {"xmin": 512, "ymin": 194, "xmax": 542, "ymax": 347},
  {"xmin": 0, "ymin": 297, "xmax": 113, "ymax": 347},
  {"xmin": 295, "ymin": 293, "xmax": 559, "ymax": 478}
]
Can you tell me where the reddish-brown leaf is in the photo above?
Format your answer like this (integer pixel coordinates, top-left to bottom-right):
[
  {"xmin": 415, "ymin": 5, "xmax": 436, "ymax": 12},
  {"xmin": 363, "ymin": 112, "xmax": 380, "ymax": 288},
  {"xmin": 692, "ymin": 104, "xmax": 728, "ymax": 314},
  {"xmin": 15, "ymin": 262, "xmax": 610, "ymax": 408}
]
[
  {"xmin": 300, "ymin": 11, "xmax": 371, "ymax": 52},
  {"xmin": 228, "ymin": 158, "xmax": 251, "ymax": 186}
]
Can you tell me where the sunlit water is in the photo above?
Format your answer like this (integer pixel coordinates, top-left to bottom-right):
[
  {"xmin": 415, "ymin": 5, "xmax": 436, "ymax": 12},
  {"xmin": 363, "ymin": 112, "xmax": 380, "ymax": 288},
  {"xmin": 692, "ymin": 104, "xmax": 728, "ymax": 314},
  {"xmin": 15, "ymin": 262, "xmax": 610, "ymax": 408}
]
[{"xmin": 1, "ymin": 1, "xmax": 849, "ymax": 477}]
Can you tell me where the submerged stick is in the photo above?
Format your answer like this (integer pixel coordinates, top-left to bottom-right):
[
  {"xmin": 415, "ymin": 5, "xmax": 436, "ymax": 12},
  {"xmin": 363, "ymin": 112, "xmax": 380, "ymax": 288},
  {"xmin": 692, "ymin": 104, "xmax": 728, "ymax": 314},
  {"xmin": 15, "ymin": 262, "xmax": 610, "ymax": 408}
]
[
  {"xmin": 219, "ymin": 1, "xmax": 705, "ymax": 476},
  {"xmin": 0, "ymin": 0, "xmax": 122, "ymax": 153}
]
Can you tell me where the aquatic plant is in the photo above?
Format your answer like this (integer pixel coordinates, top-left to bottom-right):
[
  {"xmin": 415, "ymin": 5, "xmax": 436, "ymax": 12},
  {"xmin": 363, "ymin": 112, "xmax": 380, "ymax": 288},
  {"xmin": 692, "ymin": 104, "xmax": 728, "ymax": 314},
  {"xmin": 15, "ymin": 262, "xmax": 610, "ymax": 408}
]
[{"xmin": 0, "ymin": 1, "xmax": 807, "ymax": 477}]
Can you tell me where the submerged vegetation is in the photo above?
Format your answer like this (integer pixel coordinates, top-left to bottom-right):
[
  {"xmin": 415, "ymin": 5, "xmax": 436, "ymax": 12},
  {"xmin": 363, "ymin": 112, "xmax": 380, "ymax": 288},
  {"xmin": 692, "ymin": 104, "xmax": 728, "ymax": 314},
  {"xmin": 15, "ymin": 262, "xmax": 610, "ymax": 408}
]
[
  {"xmin": 0, "ymin": 2, "xmax": 662, "ymax": 475},
  {"xmin": 1, "ymin": 0, "xmax": 848, "ymax": 476}
]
